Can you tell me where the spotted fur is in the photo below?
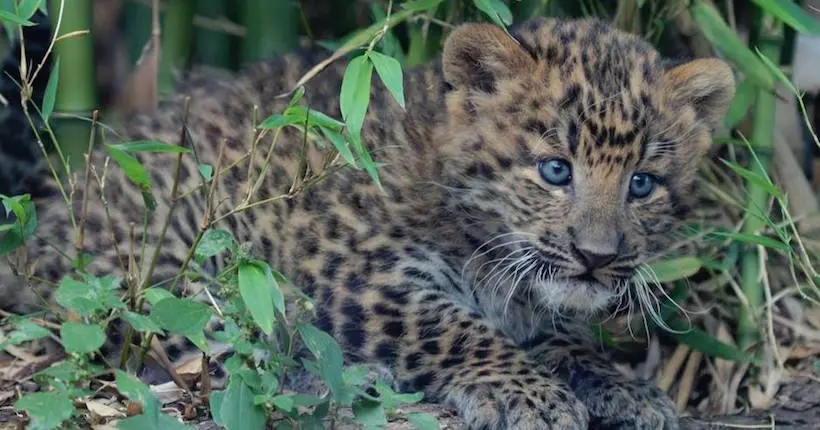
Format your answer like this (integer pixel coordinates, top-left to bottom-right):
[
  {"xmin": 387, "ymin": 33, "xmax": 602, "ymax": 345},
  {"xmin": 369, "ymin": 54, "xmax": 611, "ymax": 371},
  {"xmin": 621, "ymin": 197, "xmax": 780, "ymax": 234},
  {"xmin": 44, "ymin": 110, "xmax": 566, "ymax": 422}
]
[{"xmin": 0, "ymin": 18, "xmax": 734, "ymax": 429}]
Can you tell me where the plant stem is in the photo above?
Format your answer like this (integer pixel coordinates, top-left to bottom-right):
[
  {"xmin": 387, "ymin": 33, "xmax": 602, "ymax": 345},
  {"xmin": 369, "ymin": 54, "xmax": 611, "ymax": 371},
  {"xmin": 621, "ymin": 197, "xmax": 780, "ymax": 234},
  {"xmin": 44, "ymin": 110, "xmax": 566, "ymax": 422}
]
[
  {"xmin": 737, "ymin": 15, "xmax": 783, "ymax": 351},
  {"xmin": 159, "ymin": 0, "xmax": 196, "ymax": 95},
  {"xmin": 48, "ymin": 0, "xmax": 96, "ymax": 172},
  {"xmin": 240, "ymin": 0, "xmax": 299, "ymax": 64}
]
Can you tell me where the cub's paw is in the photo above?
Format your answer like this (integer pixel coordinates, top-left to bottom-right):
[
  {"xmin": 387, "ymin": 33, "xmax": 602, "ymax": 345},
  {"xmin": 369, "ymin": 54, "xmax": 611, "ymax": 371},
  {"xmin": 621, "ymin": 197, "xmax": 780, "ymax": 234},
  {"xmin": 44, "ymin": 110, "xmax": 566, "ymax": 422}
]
[
  {"xmin": 447, "ymin": 378, "xmax": 589, "ymax": 430},
  {"xmin": 570, "ymin": 369, "xmax": 678, "ymax": 430}
]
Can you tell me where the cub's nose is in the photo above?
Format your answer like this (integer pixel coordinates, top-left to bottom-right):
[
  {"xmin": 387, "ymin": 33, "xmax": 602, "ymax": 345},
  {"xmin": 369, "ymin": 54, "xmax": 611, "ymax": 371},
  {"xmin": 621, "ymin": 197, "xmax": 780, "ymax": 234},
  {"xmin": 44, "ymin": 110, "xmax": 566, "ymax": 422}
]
[{"xmin": 572, "ymin": 244, "xmax": 618, "ymax": 270}]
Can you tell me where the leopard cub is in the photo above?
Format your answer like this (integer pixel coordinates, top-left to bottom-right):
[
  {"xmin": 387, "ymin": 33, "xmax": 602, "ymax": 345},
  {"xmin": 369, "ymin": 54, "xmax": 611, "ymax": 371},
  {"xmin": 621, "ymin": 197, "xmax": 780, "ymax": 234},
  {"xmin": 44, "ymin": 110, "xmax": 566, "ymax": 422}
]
[{"xmin": 1, "ymin": 17, "xmax": 734, "ymax": 430}]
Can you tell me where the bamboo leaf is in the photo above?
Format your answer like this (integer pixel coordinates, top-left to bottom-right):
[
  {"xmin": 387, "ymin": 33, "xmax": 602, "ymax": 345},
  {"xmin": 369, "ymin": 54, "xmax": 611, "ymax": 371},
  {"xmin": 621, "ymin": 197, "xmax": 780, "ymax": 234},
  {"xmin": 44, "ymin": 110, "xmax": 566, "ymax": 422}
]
[
  {"xmin": 721, "ymin": 159, "xmax": 781, "ymax": 197},
  {"xmin": 713, "ymin": 231, "xmax": 791, "ymax": 252},
  {"xmin": 646, "ymin": 257, "xmax": 702, "ymax": 282},
  {"xmin": 690, "ymin": 1, "xmax": 773, "ymax": 90},
  {"xmin": 401, "ymin": 0, "xmax": 443, "ymax": 12},
  {"xmin": 109, "ymin": 140, "xmax": 191, "ymax": 154},
  {"xmin": 756, "ymin": 47, "xmax": 798, "ymax": 95},
  {"xmin": 368, "ymin": 51, "xmax": 405, "ymax": 109},
  {"xmin": 41, "ymin": 56, "xmax": 59, "ymax": 122},
  {"xmin": 473, "ymin": 0, "xmax": 513, "ymax": 27},
  {"xmin": 105, "ymin": 145, "xmax": 151, "ymax": 190},
  {"xmin": 16, "ymin": 0, "xmax": 42, "ymax": 20},
  {"xmin": 667, "ymin": 321, "xmax": 753, "ymax": 362},
  {"xmin": 0, "ymin": 10, "xmax": 34, "ymax": 26},
  {"xmin": 750, "ymin": 0, "xmax": 820, "ymax": 34},
  {"xmin": 724, "ymin": 79, "xmax": 755, "ymax": 130},
  {"xmin": 340, "ymin": 55, "xmax": 373, "ymax": 136}
]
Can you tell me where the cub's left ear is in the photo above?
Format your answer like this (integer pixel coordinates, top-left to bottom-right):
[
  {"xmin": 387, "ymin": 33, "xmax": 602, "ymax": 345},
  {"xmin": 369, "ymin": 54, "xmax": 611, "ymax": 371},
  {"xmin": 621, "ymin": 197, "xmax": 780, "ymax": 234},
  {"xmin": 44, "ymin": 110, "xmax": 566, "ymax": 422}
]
[
  {"xmin": 664, "ymin": 58, "xmax": 735, "ymax": 128},
  {"xmin": 442, "ymin": 23, "xmax": 536, "ymax": 93}
]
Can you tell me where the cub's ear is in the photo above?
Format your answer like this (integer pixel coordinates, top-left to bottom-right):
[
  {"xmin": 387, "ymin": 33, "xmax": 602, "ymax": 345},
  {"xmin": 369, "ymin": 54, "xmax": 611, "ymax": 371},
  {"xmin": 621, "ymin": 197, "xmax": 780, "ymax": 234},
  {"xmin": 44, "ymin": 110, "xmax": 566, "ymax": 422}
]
[
  {"xmin": 442, "ymin": 23, "xmax": 536, "ymax": 93},
  {"xmin": 664, "ymin": 58, "xmax": 735, "ymax": 128}
]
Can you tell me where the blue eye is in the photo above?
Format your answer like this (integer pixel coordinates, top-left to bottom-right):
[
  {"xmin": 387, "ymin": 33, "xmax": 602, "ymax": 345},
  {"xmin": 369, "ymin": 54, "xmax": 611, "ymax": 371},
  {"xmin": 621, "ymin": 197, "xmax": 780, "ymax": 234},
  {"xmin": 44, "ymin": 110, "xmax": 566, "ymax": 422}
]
[
  {"xmin": 538, "ymin": 159, "xmax": 572, "ymax": 186},
  {"xmin": 629, "ymin": 172, "xmax": 656, "ymax": 198}
]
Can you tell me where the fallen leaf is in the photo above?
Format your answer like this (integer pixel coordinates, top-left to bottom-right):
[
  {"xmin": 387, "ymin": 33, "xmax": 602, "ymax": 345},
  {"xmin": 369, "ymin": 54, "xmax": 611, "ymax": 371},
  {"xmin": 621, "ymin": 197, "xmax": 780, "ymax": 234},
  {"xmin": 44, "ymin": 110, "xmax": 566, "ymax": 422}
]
[
  {"xmin": 150, "ymin": 381, "xmax": 185, "ymax": 405},
  {"xmin": 86, "ymin": 400, "xmax": 126, "ymax": 419}
]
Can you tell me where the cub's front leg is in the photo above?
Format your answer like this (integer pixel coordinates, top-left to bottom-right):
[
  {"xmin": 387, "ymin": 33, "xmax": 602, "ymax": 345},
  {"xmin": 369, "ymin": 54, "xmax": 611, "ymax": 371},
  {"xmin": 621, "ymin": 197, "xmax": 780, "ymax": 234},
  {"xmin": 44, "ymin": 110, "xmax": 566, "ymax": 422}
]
[
  {"xmin": 525, "ymin": 332, "xmax": 678, "ymax": 430},
  {"xmin": 318, "ymin": 284, "xmax": 589, "ymax": 430}
]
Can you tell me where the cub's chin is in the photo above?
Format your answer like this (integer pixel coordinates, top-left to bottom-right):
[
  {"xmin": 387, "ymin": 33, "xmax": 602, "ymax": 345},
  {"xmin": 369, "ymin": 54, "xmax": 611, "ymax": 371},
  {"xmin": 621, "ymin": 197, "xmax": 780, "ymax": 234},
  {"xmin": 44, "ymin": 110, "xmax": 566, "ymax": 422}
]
[{"xmin": 534, "ymin": 277, "xmax": 620, "ymax": 314}]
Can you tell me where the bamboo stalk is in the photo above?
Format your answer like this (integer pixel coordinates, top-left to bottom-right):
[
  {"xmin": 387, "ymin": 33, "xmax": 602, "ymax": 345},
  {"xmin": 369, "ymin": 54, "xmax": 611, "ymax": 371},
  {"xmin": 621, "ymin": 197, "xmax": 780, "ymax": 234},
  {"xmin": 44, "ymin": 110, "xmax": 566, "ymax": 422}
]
[
  {"xmin": 159, "ymin": 0, "xmax": 196, "ymax": 95},
  {"xmin": 123, "ymin": 1, "xmax": 153, "ymax": 67},
  {"xmin": 195, "ymin": 0, "xmax": 231, "ymax": 68},
  {"xmin": 47, "ymin": 0, "xmax": 96, "ymax": 171},
  {"xmin": 240, "ymin": 0, "xmax": 299, "ymax": 64},
  {"xmin": 737, "ymin": 15, "xmax": 783, "ymax": 350}
]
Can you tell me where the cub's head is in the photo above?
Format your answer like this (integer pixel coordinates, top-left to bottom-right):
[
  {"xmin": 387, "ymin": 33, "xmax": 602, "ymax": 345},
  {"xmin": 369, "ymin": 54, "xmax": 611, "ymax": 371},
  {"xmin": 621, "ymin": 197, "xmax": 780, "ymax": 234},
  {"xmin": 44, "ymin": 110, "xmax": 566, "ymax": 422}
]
[{"xmin": 438, "ymin": 18, "xmax": 734, "ymax": 313}]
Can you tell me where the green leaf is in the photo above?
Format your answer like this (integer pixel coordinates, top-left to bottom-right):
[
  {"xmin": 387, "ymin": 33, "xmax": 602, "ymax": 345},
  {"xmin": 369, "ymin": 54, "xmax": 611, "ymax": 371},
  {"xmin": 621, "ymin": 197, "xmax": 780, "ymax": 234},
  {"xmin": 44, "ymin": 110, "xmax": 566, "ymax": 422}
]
[
  {"xmin": 198, "ymin": 163, "xmax": 213, "ymax": 182},
  {"xmin": 55, "ymin": 275, "xmax": 121, "ymax": 317},
  {"xmin": 713, "ymin": 231, "xmax": 791, "ymax": 252},
  {"xmin": 288, "ymin": 86, "xmax": 306, "ymax": 107},
  {"xmin": 374, "ymin": 381, "xmax": 424, "ymax": 411},
  {"xmin": 116, "ymin": 370, "xmax": 159, "ymax": 418},
  {"xmin": 14, "ymin": 392, "xmax": 75, "ymax": 430},
  {"xmin": 1, "ymin": 194, "xmax": 28, "ymax": 223},
  {"xmin": 340, "ymin": 55, "xmax": 374, "ymax": 136},
  {"xmin": 195, "ymin": 228, "xmax": 235, "ymax": 259},
  {"xmin": 0, "ymin": 195, "xmax": 37, "ymax": 256},
  {"xmin": 105, "ymin": 145, "xmax": 152, "ymax": 191},
  {"xmin": 108, "ymin": 140, "xmax": 191, "ymax": 154},
  {"xmin": 271, "ymin": 395, "xmax": 295, "ymax": 412},
  {"xmin": 473, "ymin": 0, "xmax": 513, "ymax": 27},
  {"xmin": 401, "ymin": 0, "xmax": 444, "ymax": 12},
  {"xmin": 219, "ymin": 378, "xmax": 267, "ymax": 430},
  {"xmin": 143, "ymin": 287, "xmax": 173, "ymax": 305},
  {"xmin": 368, "ymin": 51, "xmax": 405, "ymax": 109},
  {"xmin": 721, "ymin": 159, "xmax": 781, "ymax": 197},
  {"xmin": 296, "ymin": 323, "xmax": 349, "ymax": 404},
  {"xmin": 321, "ymin": 127, "xmax": 357, "ymax": 166},
  {"xmin": 0, "ymin": 10, "xmax": 34, "ymax": 26},
  {"xmin": 41, "ymin": 56, "xmax": 58, "ymax": 122},
  {"xmin": 645, "ymin": 257, "xmax": 702, "ymax": 282},
  {"xmin": 667, "ymin": 321, "xmax": 753, "ymax": 362},
  {"xmin": 690, "ymin": 1, "xmax": 772, "ymax": 90},
  {"xmin": 17, "ymin": 0, "xmax": 43, "ymax": 20},
  {"xmin": 149, "ymin": 296, "xmax": 212, "ymax": 337},
  {"xmin": 119, "ymin": 413, "xmax": 194, "ymax": 430},
  {"xmin": 756, "ymin": 46, "xmax": 798, "ymax": 95},
  {"xmin": 750, "ymin": 0, "xmax": 820, "ymax": 34},
  {"xmin": 723, "ymin": 79, "xmax": 755, "ymax": 130},
  {"xmin": 258, "ymin": 105, "xmax": 345, "ymax": 131},
  {"xmin": 407, "ymin": 412, "xmax": 441, "ymax": 430},
  {"xmin": 209, "ymin": 391, "xmax": 226, "ymax": 426},
  {"xmin": 35, "ymin": 360, "xmax": 81, "ymax": 382},
  {"xmin": 122, "ymin": 311, "xmax": 163, "ymax": 334},
  {"xmin": 0, "ymin": 319, "xmax": 50, "ymax": 350},
  {"xmin": 349, "ymin": 132, "xmax": 382, "ymax": 188},
  {"xmin": 353, "ymin": 399, "xmax": 388, "ymax": 429},
  {"xmin": 238, "ymin": 261, "xmax": 277, "ymax": 335},
  {"xmin": 60, "ymin": 322, "xmax": 105, "ymax": 354}
]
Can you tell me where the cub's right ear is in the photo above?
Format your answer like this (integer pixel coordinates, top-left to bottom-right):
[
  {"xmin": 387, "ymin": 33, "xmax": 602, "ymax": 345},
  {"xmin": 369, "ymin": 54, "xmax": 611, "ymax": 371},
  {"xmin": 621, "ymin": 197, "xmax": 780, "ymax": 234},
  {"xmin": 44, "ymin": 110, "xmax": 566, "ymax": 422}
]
[{"xmin": 442, "ymin": 23, "xmax": 536, "ymax": 93}]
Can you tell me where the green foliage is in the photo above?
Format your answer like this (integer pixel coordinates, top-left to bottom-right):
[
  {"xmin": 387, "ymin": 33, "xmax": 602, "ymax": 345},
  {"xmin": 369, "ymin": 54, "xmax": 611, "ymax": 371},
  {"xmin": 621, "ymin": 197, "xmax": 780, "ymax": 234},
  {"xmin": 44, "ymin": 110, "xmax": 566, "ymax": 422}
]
[
  {"xmin": 14, "ymin": 392, "xmax": 75, "ymax": 430},
  {"xmin": 3, "ymin": 0, "xmax": 820, "ymax": 428}
]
